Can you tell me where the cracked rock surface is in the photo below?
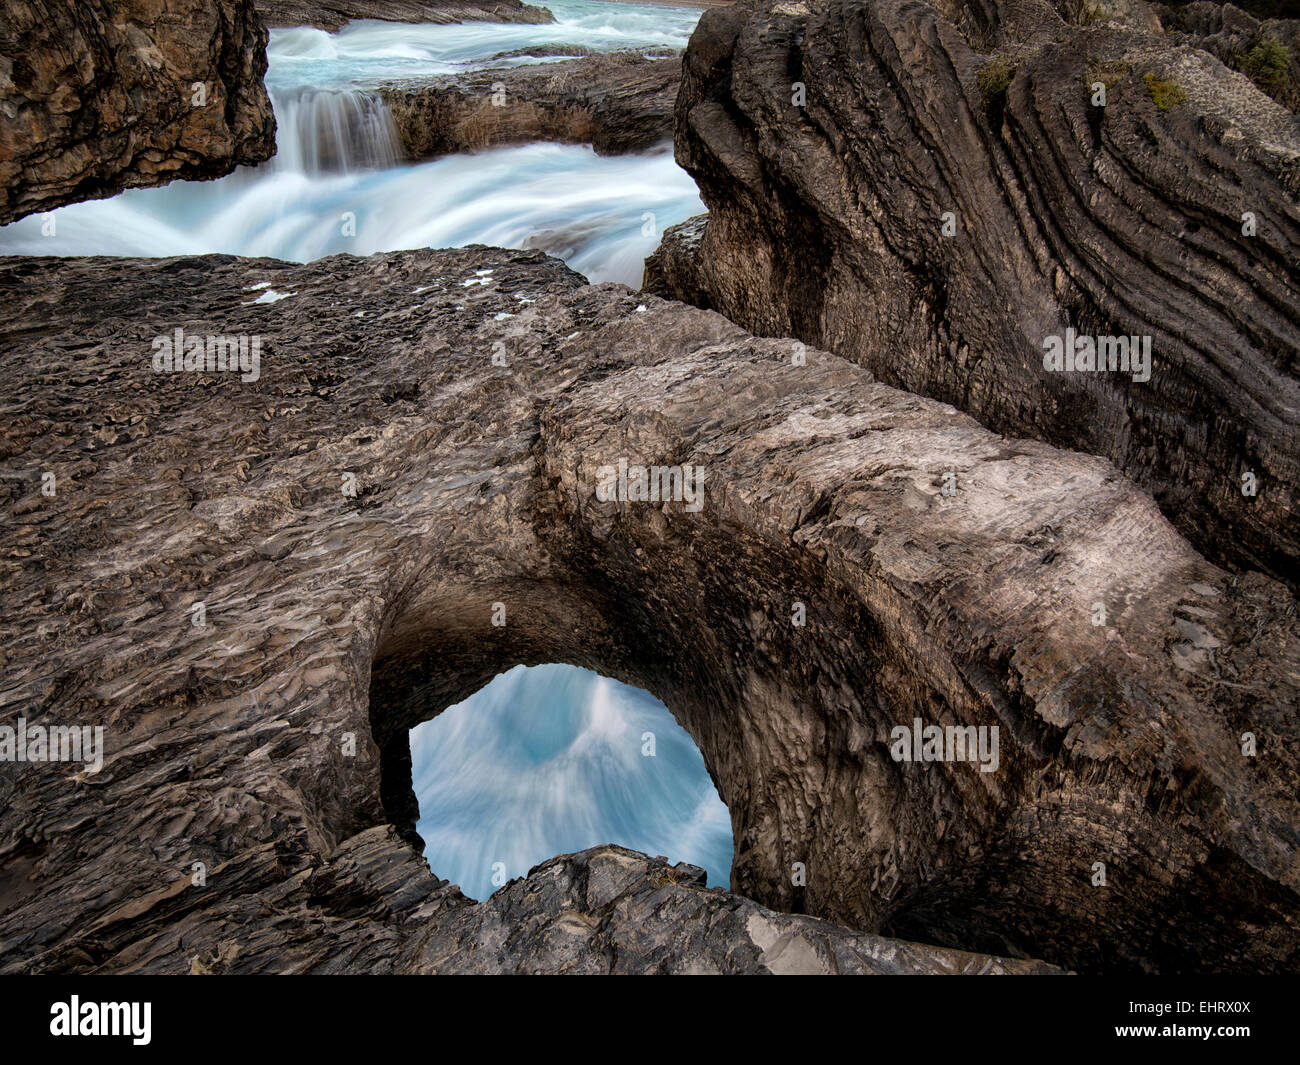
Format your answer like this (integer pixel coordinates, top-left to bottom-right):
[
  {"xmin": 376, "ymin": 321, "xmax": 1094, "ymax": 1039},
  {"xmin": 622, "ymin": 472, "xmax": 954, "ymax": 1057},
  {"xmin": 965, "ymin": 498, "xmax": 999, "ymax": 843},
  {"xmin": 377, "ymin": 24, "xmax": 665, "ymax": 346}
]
[{"xmin": 0, "ymin": 246, "xmax": 1295, "ymax": 974}]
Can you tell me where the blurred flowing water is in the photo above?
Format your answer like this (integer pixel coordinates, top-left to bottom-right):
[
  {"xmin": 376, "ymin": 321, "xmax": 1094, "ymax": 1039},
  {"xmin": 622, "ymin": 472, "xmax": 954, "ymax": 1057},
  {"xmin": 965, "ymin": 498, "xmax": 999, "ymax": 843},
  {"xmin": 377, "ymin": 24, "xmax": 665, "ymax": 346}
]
[
  {"xmin": 267, "ymin": 0, "xmax": 701, "ymax": 86},
  {"xmin": 411, "ymin": 665, "xmax": 733, "ymax": 900},
  {"xmin": 0, "ymin": 0, "xmax": 705, "ymax": 285}
]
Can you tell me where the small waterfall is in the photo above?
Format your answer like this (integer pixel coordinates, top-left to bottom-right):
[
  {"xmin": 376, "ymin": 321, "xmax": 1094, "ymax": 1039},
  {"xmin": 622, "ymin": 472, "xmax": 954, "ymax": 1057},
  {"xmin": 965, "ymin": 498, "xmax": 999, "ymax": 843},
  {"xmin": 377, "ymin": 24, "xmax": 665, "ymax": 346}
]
[
  {"xmin": 269, "ymin": 88, "xmax": 404, "ymax": 174},
  {"xmin": 0, "ymin": 0, "xmax": 706, "ymax": 281}
]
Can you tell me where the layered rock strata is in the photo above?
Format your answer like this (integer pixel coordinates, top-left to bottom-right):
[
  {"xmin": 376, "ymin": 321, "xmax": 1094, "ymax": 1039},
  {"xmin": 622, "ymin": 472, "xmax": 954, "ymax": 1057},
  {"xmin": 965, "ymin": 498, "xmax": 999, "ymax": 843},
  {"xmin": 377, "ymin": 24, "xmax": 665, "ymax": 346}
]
[
  {"xmin": 252, "ymin": 0, "xmax": 553, "ymax": 31},
  {"xmin": 0, "ymin": 247, "xmax": 1295, "ymax": 974},
  {"xmin": 379, "ymin": 50, "xmax": 680, "ymax": 158},
  {"xmin": 645, "ymin": 0, "xmax": 1300, "ymax": 585}
]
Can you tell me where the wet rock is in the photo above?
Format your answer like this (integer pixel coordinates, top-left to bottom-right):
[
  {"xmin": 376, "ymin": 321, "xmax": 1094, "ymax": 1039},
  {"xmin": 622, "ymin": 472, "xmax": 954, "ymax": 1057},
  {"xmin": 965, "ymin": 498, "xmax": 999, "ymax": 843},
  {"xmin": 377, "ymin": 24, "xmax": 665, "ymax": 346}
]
[
  {"xmin": 648, "ymin": 0, "xmax": 1300, "ymax": 585},
  {"xmin": 489, "ymin": 43, "xmax": 596, "ymax": 60},
  {"xmin": 0, "ymin": 0, "xmax": 276, "ymax": 224},
  {"xmin": 378, "ymin": 50, "xmax": 680, "ymax": 157},
  {"xmin": 0, "ymin": 246, "xmax": 1295, "ymax": 974}
]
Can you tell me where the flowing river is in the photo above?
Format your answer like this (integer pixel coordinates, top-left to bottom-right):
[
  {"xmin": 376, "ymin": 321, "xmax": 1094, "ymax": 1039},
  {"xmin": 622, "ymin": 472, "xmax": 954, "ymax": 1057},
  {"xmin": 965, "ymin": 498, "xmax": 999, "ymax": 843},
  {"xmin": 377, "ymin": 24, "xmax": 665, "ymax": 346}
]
[
  {"xmin": 0, "ymin": 0, "xmax": 705, "ymax": 286},
  {"xmin": 412, "ymin": 665, "xmax": 733, "ymax": 900},
  {"xmin": 0, "ymin": 0, "xmax": 732, "ymax": 897}
]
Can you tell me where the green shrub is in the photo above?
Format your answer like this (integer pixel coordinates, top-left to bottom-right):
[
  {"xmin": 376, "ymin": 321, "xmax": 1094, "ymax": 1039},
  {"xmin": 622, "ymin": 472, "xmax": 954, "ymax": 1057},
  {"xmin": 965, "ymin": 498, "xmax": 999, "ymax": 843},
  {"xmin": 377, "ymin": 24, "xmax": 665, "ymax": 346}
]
[
  {"xmin": 1144, "ymin": 73, "xmax": 1187, "ymax": 111},
  {"xmin": 978, "ymin": 57, "xmax": 1017, "ymax": 102},
  {"xmin": 1243, "ymin": 37, "xmax": 1293, "ymax": 94}
]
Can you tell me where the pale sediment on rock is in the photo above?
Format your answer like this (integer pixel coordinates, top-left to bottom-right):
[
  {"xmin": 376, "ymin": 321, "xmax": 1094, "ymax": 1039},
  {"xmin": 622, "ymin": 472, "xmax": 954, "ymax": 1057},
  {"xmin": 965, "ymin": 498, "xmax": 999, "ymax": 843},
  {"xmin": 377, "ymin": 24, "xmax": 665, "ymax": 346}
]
[{"xmin": 1158, "ymin": 2, "xmax": 1300, "ymax": 112}]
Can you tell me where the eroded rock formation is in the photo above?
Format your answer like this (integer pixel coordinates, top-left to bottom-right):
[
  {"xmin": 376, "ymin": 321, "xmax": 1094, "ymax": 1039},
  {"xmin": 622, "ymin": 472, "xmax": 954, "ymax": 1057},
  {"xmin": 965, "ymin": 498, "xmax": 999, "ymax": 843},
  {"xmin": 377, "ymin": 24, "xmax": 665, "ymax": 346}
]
[
  {"xmin": 646, "ymin": 0, "xmax": 1300, "ymax": 585},
  {"xmin": 0, "ymin": 247, "xmax": 1295, "ymax": 974},
  {"xmin": 0, "ymin": 0, "xmax": 275, "ymax": 225},
  {"xmin": 379, "ymin": 50, "xmax": 680, "ymax": 159},
  {"xmin": 252, "ymin": 0, "xmax": 553, "ymax": 31}
]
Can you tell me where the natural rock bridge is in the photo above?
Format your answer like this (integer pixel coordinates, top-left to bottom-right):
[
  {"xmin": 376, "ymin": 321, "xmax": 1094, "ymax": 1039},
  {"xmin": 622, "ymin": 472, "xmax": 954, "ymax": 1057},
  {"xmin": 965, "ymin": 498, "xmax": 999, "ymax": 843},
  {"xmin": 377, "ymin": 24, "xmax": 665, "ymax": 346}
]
[{"xmin": 0, "ymin": 247, "xmax": 1295, "ymax": 974}]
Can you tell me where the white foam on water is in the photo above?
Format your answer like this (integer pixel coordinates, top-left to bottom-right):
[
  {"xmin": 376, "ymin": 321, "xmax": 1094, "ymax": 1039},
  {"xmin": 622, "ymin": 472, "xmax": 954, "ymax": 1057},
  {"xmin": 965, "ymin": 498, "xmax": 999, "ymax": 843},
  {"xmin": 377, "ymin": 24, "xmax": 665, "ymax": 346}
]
[
  {"xmin": 0, "ymin": 0, "xmax": 705, "ymax": 285},
  {"xmin": 265, "ymin": 0, "xmax": 703, "ymax": 89}
]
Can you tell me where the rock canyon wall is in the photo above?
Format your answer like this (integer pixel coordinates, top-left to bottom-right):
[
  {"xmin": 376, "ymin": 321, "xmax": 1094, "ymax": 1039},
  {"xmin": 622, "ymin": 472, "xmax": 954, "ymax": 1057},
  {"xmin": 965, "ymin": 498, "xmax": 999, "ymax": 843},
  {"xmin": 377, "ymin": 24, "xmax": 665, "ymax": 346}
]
[
  {"xmin": 646, "ymin": 0, "xmax": 1300, "ymax": 587},
  {"xmin": 0, "ymin": 0, "xmax": 275, "ymax": 224}
]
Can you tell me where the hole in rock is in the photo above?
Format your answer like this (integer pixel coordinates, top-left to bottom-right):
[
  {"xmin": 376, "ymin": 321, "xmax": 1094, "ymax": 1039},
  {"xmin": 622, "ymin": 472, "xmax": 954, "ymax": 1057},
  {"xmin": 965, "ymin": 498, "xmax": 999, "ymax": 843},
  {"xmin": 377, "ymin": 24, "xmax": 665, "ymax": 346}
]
[{"xmin": 406, "ymin": 664, "xmax": 733, "ymax": 900}]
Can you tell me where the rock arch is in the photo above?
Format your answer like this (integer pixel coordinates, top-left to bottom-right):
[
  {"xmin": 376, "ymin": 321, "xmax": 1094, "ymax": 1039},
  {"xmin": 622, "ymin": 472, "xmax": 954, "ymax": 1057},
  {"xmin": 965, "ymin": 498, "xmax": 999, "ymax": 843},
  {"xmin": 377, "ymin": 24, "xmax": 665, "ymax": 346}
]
[{"xmin": 0, "ymin": 248, "xmax": 1295, "ymax": 974}]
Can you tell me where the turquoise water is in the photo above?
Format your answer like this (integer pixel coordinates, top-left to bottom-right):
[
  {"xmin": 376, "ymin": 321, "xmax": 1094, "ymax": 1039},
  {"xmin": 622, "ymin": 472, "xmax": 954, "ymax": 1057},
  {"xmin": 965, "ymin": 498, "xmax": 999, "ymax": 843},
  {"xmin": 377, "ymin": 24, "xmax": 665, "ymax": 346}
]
[
  {"xmin": 266, "ymin": 0, "xmax": 704, "ymax": 90},
  {"xmin": 0, "ymin": 0, "xmax": 705, "ymax": 286},
  {"xmin": 411, "ymin": 664, "xmax": 733, "ymax": 900},
  {"xmin": 0, "ymin": 1, "xmax": 726, "ymax": 896}
]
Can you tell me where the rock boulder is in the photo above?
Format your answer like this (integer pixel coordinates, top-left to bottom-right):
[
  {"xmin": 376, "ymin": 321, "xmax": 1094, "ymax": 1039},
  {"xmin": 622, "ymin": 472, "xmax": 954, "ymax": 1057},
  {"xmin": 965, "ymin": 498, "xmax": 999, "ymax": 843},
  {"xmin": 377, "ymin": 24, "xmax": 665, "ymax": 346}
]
[
  {"xmin": 647, "ymin": 0, "xmax": 1300, "ymax": 585},
  {"xmin": 379, "ymin": 50, "xmax": 681, "ymax": 158}
]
